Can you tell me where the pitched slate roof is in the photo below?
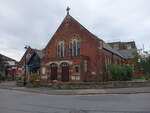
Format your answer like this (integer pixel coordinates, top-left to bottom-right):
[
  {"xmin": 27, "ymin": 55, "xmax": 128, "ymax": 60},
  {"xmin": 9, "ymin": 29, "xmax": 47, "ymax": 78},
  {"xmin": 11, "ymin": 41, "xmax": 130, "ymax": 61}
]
[
  {"xmin": 107, "ymin": 41, "xmax": 137, "ymax": 59},
  {"xmin": 0, "ymin": 53, "xmax": 16, "ymax": 62},
  {"xmin": 103, "ymin": 43, "xmax": 125, "ymax": 58},
  {"xmin": 33, "ymin": 49, "xmax": 43, "ymax": 59},
  {"xmin": 117, "ymin": 49, "xmax": 137, "ymax": 59}
]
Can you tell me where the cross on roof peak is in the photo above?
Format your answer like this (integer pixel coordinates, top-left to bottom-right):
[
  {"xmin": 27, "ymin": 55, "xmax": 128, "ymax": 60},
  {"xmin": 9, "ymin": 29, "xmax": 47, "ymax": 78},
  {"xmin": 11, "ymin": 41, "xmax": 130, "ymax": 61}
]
[{"xmin": 66, "ymin": 6, "xmax": 70, "ymax": 15}]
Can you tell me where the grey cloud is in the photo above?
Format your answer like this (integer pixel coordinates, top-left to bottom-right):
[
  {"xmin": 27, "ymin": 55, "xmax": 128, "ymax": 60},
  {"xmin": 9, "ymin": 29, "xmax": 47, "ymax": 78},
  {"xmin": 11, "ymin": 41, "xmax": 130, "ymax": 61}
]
[{"xmin": 0, "ymin": 0, "xmax": 150, "ymax": 61}]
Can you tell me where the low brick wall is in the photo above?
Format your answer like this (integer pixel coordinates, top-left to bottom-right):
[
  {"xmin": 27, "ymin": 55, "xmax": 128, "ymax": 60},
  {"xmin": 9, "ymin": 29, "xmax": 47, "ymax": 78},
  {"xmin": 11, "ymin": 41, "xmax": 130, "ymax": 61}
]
[
  {"xmin": 16, "ymin": 80, "xmax": 24, "ymax": 87},
  {"xmin": 49, "ymin": 81, "xmax": 150, "ymax": 89}
]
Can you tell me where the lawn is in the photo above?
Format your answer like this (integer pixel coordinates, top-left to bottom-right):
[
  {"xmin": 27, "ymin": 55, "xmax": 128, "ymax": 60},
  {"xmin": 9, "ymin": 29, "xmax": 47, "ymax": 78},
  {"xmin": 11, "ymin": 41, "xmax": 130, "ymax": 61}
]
[{"xmin": 132, "ymin": 77, "xmax": 147, "ymax": 82}]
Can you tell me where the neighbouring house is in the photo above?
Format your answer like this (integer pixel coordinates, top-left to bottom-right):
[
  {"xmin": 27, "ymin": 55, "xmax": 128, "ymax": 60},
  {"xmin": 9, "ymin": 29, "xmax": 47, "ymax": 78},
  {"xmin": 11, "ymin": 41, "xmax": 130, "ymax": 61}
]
[
  {"xmin": 17, "ymin": 47, "xmax": 34, "ymax": 69},
  {"xmin": 27, "ymin": 50, "xmax": 43, "ymax": 78},
  {"xmin": 0, "ymin": 53, "xmax": 17, "ymax": 80},
  {"xmin": 17, "ymin": 47, "xmax": 43, "ymax": 80},
  {"xmin": 107, "ymin": 41, "xmax": 137, "ymax": 62},
  {"xmin": 17, "ymin": 47, "xmax": 34, "ymax": 79},
  {"xmin": 107, "ymin": 41, "xmax": 140, "ymax": 77}
]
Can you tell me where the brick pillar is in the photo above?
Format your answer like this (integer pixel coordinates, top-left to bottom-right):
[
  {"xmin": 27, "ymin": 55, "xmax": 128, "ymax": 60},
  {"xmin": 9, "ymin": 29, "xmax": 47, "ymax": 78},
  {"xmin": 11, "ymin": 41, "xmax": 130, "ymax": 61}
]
[
  {"xmin": 57, "ymin": 65, "xmax": 61, "ymax": 81},
  {"xmin": 69, "ymin": 65, "xmax": 73, "ymax": 81}
]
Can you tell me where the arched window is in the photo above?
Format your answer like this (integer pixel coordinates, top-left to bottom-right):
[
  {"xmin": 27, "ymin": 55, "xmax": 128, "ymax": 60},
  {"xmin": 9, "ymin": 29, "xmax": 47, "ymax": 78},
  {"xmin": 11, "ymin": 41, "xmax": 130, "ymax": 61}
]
[
  {"xmin": 72, "ymin": 39, "xmax": 80, "ymax": 56},
  {"xmin": 50, "ymin": 63, "xmax": 57, "ymax": 67},
  {"xmin": 60, "ymin": 62, "xmax": 69, "ymax": 67},
  {"xmin": 57, "ymin": 41, "xmax": 65, "ymax": 58}
]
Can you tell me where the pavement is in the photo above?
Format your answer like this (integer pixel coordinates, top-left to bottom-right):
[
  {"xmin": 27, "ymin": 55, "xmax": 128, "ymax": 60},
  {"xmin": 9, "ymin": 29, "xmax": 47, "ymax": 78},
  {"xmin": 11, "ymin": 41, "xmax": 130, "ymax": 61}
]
[{"xmin": 1, "ymin": 81, "xmax": 150, "ymax": 95}]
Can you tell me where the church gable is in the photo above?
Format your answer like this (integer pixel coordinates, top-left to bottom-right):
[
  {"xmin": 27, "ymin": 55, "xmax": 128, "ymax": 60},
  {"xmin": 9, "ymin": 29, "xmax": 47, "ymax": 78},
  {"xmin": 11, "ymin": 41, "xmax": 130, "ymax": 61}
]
[{"xmin": 44, "ymin": 12, "xmax": 101, "ymax": 59}]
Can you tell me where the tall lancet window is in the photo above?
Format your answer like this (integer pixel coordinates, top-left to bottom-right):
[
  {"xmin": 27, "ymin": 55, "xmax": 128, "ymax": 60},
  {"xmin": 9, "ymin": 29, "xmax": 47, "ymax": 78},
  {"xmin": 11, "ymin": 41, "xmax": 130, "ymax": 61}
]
[
  {"xmin": 57, "ymin": 41, "xmax": 65, "ymax": 58},
  {"xmin": 72, "ymin": 39, "xmax": 80, "ymax": 56}
]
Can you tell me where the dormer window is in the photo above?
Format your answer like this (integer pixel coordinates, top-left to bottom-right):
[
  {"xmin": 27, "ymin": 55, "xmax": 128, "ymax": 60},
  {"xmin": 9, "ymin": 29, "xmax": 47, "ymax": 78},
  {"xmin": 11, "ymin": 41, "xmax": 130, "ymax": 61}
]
[
  {"xmin": 71, "ymin": 39, "xmax": 80, "ymax": 56},
  {"xmin": 57, "ymin": 41, "xmax": 65, "ymax": 58}
]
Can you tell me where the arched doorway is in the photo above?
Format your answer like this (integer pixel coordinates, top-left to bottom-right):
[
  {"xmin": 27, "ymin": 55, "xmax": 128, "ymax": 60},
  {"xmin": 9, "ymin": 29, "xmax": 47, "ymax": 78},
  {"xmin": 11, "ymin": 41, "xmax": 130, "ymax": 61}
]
[
  {"xmin": 50, "ymin": 63, "xmax": 58, "ymax": 80},
  {"xmin": 60, "ymin": 62, "xmax": 69, "ymax": 82}
]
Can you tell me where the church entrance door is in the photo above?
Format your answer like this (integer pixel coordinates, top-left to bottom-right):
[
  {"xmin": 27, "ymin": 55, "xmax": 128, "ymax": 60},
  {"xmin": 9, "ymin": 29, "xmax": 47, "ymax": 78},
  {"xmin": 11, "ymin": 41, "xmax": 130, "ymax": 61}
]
[
  {"xmin": 61, "ymin": 63, "xmax": 69, "ymax": 82},
  {"xmin": 50, "ymin": 63, "xmax": 58, "ymax": 80}
]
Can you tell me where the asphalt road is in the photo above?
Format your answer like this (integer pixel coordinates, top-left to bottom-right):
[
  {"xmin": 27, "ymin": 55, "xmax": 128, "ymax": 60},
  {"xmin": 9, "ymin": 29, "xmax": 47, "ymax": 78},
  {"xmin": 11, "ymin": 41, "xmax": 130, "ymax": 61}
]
[{"xmin": 0, "ymin": 89, "xmax": 150, "ymax": 113}]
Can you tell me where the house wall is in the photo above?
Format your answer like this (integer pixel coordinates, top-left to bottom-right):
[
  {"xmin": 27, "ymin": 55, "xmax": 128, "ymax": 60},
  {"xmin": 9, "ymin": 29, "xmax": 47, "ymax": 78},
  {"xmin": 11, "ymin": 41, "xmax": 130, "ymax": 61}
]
[{"xmin": 97, "ymin": 49, "xmax": 125, "ymax": 81}]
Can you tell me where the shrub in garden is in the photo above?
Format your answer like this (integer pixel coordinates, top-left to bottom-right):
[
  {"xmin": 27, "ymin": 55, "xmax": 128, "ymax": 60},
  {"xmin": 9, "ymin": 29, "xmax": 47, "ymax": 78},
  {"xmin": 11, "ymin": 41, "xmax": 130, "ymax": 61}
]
[
  {"xmin": 108, "ymin": 64, "xmax": 133, "ymax": 81},
  {"xmin": 29, "ymin": 75, "xmax": 40, "ymax": 84},
  {"xmin": 124, "ymin": 64, "xmax": 133, "ymax": 80}
]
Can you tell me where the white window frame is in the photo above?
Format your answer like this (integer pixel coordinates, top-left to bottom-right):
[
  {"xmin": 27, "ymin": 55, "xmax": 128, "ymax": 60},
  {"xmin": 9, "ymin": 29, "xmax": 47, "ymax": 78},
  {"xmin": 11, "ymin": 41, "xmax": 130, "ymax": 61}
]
[{"xmin": 71, "ymin": 75, "xmax": 80, "ymax": 80}]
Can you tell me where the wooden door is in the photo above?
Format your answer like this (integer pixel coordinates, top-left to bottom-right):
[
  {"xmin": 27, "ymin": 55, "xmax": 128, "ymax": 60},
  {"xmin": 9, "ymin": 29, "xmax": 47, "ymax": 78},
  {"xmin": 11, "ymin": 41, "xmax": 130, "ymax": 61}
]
[
  {"xmin": 50, "ymin": 63, "xmax": 57, "ymax": 80},
  {"xmin": 61, "ymin": 63, "xmax": 69, "ymax": 82}
]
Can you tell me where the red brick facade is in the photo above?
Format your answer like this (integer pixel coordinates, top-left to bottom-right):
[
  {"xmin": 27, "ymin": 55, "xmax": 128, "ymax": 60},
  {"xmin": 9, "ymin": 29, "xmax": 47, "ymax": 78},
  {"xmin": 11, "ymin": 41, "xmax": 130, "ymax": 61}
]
[{"xmin": 40, "ymin": 14, "xmax": 126, "ymax": 82}]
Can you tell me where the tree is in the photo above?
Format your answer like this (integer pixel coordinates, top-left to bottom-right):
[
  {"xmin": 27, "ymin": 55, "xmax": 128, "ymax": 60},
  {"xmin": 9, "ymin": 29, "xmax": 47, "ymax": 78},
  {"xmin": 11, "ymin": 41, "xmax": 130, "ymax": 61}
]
[
  {"xmin": 132, "ymin": 51, "xmax": 141, "ymax": 71},
  {"xmin": 138, "ymin": 50, "xmax": 150, "ymax": 78},
  {"xmin": 140, "ymin": 55, "xmax": 150, "ymax": 74}
]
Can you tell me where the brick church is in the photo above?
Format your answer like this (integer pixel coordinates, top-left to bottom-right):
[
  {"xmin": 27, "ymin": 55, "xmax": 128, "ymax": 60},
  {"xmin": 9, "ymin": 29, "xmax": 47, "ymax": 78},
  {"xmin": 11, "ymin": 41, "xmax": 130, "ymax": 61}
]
[{"xmin": 19, "ymin": 8, "xmax": 128, "ymax": 82}]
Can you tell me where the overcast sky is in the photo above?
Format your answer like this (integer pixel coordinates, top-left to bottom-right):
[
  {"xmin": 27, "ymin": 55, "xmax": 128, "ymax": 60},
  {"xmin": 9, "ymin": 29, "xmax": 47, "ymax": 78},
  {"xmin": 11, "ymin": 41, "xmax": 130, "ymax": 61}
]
[{"xmin": 0, "ymin": 0, "xmax": 150, "ymax": 61}]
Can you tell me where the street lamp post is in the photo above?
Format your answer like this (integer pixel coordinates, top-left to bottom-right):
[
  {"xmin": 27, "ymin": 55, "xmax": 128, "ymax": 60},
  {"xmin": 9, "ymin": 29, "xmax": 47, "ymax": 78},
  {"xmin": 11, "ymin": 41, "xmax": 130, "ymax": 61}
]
[{"xmin": 24, "ymin": 45, "xmax": 30, "ymax": 86}]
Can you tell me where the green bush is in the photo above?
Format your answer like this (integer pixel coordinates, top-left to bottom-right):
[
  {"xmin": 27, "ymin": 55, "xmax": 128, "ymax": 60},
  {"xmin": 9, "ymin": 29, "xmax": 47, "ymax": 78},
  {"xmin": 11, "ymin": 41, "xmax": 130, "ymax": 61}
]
[
  {"xmin": 108, "ymin": 64, "xmax": 133, "ymax": 81},
  {"xmin": 29, "ymin": 75, "xmax": 40, "ymax": 83}
]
